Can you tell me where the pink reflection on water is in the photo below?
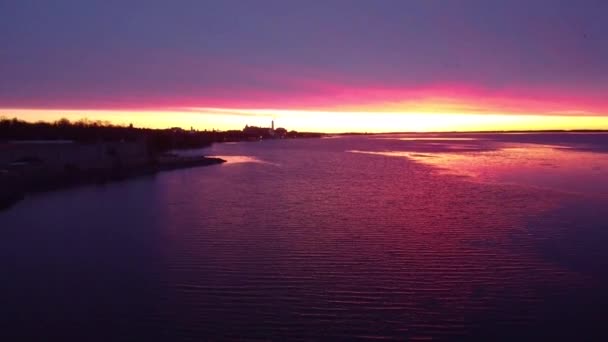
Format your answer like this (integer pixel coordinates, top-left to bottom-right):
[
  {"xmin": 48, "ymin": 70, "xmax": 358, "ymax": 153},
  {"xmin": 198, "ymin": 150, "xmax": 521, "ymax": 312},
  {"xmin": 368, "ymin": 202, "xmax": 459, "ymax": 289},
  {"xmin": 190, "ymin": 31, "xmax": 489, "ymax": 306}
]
[
  {"xmin": 350, "ymin": 143, "xmax": 608, "ymax": 196},
  {"xmin": 163, "ymin": 141, "xmax": 593, "ymax": 338},
  {"xmin": 208, "ymin": 155, "xmax": 274, "ymax": 165},
  {"xmin": 377, "ymin": 137, "xmax": 479, "ymax": 141}
]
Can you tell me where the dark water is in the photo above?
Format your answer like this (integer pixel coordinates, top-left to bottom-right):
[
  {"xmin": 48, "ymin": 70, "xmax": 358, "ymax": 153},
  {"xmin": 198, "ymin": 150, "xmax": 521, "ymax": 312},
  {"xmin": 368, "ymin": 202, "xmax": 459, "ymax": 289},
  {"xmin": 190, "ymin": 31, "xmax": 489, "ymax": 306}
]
[{"xmin": 2, "ymin": 133, "xmax": 608, "ymax": 341}]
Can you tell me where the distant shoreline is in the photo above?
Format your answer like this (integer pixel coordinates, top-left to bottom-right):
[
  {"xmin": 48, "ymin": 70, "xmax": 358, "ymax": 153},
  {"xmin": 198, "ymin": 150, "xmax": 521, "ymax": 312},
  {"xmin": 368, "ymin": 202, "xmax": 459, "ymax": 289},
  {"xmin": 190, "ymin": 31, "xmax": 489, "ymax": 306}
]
[
  {"xmin": 332, "ymin": 129, "xmax": 608, "ymax": 136},
  {"xmin": 0, "ymin": 117, "xmax": 324, "ymax": 211},
  {"xmin": 0, "ymin": 117, "xmax": 322, "ymax": 211}
]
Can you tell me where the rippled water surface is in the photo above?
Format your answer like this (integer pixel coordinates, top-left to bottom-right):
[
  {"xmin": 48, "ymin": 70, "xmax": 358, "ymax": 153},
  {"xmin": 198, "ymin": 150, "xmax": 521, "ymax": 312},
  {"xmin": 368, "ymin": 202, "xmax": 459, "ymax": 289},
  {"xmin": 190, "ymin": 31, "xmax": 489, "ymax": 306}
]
[{"xmin": 2, "ymin": 133, "xmax": 608, "ymax": 340}]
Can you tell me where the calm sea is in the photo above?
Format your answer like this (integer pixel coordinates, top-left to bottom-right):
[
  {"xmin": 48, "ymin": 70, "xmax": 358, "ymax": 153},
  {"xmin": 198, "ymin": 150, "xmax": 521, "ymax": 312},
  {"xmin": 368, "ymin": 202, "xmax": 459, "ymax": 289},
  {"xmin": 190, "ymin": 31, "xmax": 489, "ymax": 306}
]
[{"xmin": 2, "ymin": 133, "xmax": 608, "ymax": 341}]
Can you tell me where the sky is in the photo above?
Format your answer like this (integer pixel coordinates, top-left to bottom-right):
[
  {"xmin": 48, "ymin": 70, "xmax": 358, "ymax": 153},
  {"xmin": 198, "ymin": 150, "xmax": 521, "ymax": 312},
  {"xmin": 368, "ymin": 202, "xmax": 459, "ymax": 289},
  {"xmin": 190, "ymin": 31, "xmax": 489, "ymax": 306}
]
[{"xmin": 1, "ymin": 0, "xmax": 608, "ymax": 132}]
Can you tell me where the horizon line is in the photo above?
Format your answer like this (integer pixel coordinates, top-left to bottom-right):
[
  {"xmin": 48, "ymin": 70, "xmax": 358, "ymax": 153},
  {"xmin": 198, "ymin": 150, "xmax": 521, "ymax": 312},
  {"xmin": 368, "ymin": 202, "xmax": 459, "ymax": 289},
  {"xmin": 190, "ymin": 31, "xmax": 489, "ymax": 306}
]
[
  {"xmin": 4, "ymin": 116, "xmax": 608, "ymax": 136},
  {"xmin": 4, "ymin": 108, "xmax": 608, "ymax": 133}
]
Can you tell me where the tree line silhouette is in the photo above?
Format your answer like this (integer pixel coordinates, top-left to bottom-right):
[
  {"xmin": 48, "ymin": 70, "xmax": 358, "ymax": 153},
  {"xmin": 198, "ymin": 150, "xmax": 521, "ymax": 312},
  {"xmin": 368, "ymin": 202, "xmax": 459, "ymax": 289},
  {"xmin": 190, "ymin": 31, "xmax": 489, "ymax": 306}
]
[
  {"xmin": 0, "ymin": 117, "xmax": 226, "ymax": 152},
  {"xmin": 0, "ymin": 117, "xmax": 321, "ymax": 153}
]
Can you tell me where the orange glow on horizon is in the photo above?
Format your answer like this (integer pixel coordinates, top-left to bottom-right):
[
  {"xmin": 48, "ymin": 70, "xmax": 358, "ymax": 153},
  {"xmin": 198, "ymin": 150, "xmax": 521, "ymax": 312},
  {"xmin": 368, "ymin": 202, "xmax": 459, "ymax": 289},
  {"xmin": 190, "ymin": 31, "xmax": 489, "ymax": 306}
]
[
  {"xmin": 3, "ymin": 107, "xmax": 608, "ymax": 133},
  {"xmin": 3, "ymin": 83, "xmax": 608, "ymax": 132}
]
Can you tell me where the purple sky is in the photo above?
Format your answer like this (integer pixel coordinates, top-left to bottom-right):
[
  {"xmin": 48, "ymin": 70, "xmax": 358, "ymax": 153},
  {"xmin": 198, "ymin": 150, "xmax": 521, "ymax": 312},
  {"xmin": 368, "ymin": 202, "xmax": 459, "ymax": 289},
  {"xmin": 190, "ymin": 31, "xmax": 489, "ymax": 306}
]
[{"xmin": 1, "ymin": 0, "xmax": 608, "ymax": 114}]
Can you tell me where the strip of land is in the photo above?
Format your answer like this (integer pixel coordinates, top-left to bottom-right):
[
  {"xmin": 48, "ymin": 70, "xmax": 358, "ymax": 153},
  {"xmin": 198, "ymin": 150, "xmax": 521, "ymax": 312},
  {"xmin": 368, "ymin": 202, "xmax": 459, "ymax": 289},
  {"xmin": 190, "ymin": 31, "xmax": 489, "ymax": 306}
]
[
  {"xmin": 0, "ymin": 117, "xmax": 322, "ymax": 210},
  {"xmin": 0, "ymin": 145, "xmax": 226, "ymax": 210}
]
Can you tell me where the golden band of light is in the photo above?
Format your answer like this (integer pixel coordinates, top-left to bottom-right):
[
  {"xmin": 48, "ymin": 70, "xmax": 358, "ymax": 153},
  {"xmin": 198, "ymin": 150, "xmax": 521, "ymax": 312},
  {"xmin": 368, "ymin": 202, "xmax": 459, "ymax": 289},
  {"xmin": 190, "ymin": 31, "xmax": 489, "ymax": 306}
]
[{"xmin": 4, "ymin": 108, "xmax": 608, "ymax": 132}]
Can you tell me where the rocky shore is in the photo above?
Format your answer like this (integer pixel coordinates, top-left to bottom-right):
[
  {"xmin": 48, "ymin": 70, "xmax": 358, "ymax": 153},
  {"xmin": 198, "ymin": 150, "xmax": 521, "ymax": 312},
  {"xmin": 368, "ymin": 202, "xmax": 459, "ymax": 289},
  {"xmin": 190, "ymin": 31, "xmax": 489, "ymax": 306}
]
[{"xmin": 0, "ymin": 155, "xmax": 225, "ymax": 211}]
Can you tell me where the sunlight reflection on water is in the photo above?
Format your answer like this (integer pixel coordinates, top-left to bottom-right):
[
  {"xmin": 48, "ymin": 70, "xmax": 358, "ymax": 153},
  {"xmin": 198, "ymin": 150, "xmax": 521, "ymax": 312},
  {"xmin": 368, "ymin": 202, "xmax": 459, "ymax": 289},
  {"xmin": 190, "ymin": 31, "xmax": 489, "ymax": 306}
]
[
  {"xmin": 349, "ymin": 142, "xmax": 608, "ymax": 196},
  {"xmin": 377, "ymin": 137, "xmax": 480, "ymax": 141},
  {"xmin": 209, "ymin": 155, "xmax": 279, "ymax": 166}
]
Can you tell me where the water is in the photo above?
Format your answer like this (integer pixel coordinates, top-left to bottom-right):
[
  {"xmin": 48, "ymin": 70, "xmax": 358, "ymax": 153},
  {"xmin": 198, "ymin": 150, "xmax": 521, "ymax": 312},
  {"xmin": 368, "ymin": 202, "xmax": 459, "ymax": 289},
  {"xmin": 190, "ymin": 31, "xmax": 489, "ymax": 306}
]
[{"xmin": 1, "ymin": 133, "xmax": 608, "ymax": 340}]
